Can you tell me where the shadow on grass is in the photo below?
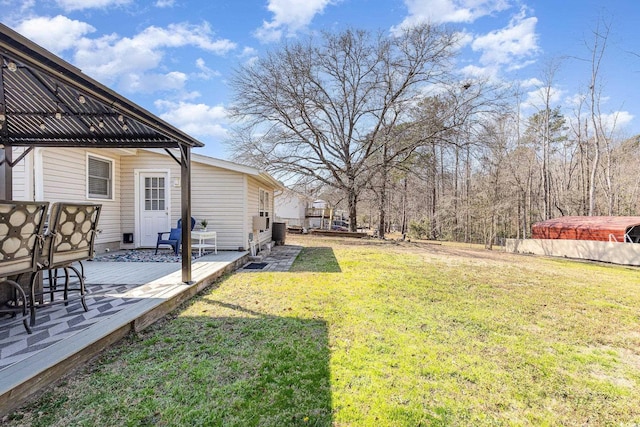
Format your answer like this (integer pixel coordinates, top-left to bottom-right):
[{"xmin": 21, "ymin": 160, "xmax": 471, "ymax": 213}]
[
  {"xmin": 290, "ymin": 246, "xmax": 341, "ymax": 273},
  {"xmin": 166, "ymin": 299, "xmax": 333, "ymax": 425},
  {"xmin": 12, "ymin": 298, "xmax": 333, "ymax": 427},
  {"xmin": 11, "ymin": 297, "xmax": 333, "ymax": 427}
]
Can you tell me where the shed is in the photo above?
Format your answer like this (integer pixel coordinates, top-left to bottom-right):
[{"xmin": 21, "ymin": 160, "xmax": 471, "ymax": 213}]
[{"xmin": 531, "ymin": 216, "xmax": 640, "ymax": 243}]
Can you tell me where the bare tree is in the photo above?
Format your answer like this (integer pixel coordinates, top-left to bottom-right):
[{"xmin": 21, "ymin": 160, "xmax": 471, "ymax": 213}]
[
  {"xmin": 586, "ymin": 18, "xmax": 611, "ymax": 216},
  {"xmin": 228, "ymin": 25, "xmax": 459, "ymax": 230}
]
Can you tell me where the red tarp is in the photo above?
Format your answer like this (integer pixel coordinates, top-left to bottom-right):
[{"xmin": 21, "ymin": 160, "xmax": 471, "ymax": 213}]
[{"xmin": 531, "ymin": 216, "xmax": 640, "ymax": 242}]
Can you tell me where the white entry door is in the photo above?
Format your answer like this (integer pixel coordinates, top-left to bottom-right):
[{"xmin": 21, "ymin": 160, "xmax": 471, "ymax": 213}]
[{"xmin": 138, "ymin": 172, "xmax": 170, "ymax": 247}]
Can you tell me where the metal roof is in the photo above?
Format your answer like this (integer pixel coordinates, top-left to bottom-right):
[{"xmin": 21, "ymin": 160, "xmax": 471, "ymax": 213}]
[
  {"xmin": 531, "ymin": 216, "xmax": 640, "ymax": 242},
  {"xmin": 0, "ymin": 23, "xmax": 201, "ymax": 283},
  {"xmin": 0, "ymin": 23, "xmax": 204, "ymax": 150}
]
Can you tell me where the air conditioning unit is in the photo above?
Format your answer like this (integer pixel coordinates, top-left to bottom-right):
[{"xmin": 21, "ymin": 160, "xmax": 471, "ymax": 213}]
[{"xmin": 252, "ymin": 216, "xmax": 268, "ymax": 230}]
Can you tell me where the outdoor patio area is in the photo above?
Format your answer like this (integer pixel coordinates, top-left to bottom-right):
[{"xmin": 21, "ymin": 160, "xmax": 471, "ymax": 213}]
[
  {"xmin": 0, "ymin": 249, "xmax": 247, "ymax": 414},
  {"xmin": 0, "ymin": 244, "xmax": 302, "ymax": 415}
]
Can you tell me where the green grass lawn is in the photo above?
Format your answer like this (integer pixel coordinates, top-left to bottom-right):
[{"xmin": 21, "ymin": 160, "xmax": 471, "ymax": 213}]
[{"xmin": 6, "ymin": 236, "xmax": 640, "ymax": 426}]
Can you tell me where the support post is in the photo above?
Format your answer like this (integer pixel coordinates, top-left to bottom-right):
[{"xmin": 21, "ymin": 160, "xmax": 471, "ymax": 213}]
[
  {"xmin": 0, "ymin": 147, "xmax": 12, "ymax": 200},
  {"xmin": 179, "ymin": 144, "xmax": 192, "ymax": 284}
]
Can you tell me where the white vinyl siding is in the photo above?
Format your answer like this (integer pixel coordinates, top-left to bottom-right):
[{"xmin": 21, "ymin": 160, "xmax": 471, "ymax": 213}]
[
  {"xmin": 192, "ymin": 161, "xmax": 245, "ymax": 250},
  {"xmin": 29, "ymin": 148, "xmax": 279, "ymax": 252},
  {"xmin": 10, "ymin": 147, "xmax": 30, "ymax": 200},
  {"xmin": 39, "ymin": 148, "xmax": 122, "ymax": 248},
  {"xmin": 247, "ymin": 177, "xmax": 272, "ymax": 246},
  {"xmin": 121, "ymin": 150, "xmax": 248, "ymax": 250}
]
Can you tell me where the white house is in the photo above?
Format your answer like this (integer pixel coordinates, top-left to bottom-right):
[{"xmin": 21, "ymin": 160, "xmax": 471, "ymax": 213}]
[
  {"xmin": 274, "ymin": 189, "xmax": 314, "ymax": 229},
  {"xmin": 12, "ymin": 147, "xmax": 282, "ymax": 253}
]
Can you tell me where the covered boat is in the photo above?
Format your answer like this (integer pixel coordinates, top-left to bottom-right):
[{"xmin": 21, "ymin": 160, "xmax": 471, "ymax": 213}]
[{"xmin": 531, "ymin": 216, "xmax": 640, "ymax": 243}]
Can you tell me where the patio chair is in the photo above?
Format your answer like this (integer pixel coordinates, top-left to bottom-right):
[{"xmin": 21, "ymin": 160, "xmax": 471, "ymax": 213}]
[
  {"xmin": 155, "ymin": 217, "xmax": 195, "ymax": 255},
  {"xmin": 31, "ymin": 202, "xmax": 101, "ymax": 326},
  {"xmin": 0, "ymin": 200, "xmax": 49, "ymax": 334},
  {"xmin": 177, "ymin": 216, "xmax": 196, "ymax": 231}
]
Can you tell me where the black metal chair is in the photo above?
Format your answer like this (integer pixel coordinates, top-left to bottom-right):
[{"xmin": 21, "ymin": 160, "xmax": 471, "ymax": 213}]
[
  {"xmin": 0, "ymin": 200, "xmax": 49, "ymax": 334},
  {"xmin": 155, "ymin": 217, "xmax": 195, "ymax": 255},
  {"xmin": 31, "ymin": 202, "xmax": 101, "ymax": 326}
]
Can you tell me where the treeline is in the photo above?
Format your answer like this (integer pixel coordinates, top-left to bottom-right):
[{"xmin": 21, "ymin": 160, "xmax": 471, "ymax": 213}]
[
  {"xmin": 227, "ymin": 23, "xmax": 639, "ymax": 245},
  {"xmin": 356, "ymin": 107, "xmax": 640, "ymax": 246}
]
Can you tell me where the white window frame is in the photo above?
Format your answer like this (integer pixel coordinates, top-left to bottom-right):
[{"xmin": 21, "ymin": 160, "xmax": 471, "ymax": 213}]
[
  {"xmin": 86, "ymin": 153, "xmax": 114, "ymax": 201},
  {"xmin": 259, "ymin": 188, "xmax": 271, "ymax": 232}
]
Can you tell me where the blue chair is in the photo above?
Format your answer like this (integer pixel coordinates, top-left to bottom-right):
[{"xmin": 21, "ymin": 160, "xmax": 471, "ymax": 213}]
[
  {"xmin": 178, "ymin": 217, "xmax": 196, "ymax": 231},
  {"xmin": 155, "ymin": 217, "xmax": 195, "ymax": 255}
]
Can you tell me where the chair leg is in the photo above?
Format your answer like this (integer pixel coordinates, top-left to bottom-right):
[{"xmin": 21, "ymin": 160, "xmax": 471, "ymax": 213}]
[
  {"xmin": 78, "ymin": 261, "xmax": 85, "ymax": 281},
  {"xmin": 67, "ymin": 264, "xmax": 88, "ymax": 312},
  {"xmin": 29, "ymin": 271, "xmax": 40, "ymax": 327},
  {"xmin": 48, "ymin": 269, "xmax": 56, "ymax": 302},
  {"xmin": 0, "ymin": 279, "xmax": 32, "ymax": 334},
  {"xmin": 62, "ymin": 267, "xmax": 70, "ymax": 305}
]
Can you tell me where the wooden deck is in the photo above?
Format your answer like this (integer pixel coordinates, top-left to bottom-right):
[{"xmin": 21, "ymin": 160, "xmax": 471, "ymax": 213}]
[{"xmin": 0, "ymin": 250, "xmax": 249, "ymax": 416}]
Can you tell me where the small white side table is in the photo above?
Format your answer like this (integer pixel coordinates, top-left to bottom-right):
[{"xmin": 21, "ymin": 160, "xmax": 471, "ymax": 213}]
[{"xmin": 191, "ymin": 230, "xmax": 217, "ymax": 256}]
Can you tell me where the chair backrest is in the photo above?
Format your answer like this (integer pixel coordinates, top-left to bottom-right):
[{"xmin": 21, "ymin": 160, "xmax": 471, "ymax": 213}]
[
  {"xmin": 177, "ymin": 217, "xmax": 196, "ymax": 231},
  {"xmin": 42, "ymin": 202, "xmax": 102, "ymax": 268},
  {"xmin": 168, "ymin": 227, "xmax": 181, "ymax": 241},
  {"xmin": 0, "ymin": 200, "xmax": 49, "ymax": 277}
]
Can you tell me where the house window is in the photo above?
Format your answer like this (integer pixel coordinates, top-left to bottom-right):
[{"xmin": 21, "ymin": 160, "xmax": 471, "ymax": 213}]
[
  {"xmin": 87, "ymin": 155, "xmax": 113, "ymax": 199},
  {"xmin": 259, "ymin": 188, "xmax": 271, "ymax": 231}
]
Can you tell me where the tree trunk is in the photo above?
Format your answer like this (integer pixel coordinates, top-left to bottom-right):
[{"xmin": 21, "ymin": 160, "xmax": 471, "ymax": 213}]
[
  {"xmin": 401, "ymin": 177, "xmax": 408, "ymax": 235},
  {"xmin": 348, "ymin": 185, "xmax": 358, "ymax": 232},
  {"xmin": 377, "ymin": 184, "xmax": 386, "ymax": 239}
]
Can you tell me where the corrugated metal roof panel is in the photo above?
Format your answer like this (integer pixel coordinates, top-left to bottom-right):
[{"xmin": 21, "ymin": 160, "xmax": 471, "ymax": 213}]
[
  {"xmin": 531, "ymin": 216, "xmax": 640, "ymax": 242},
  {"xmin": 0, "ymin": 23, "xmax": 204, "ymax": 149}
]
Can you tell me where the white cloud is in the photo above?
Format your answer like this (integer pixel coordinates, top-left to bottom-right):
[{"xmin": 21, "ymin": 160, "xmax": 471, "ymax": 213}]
[
  {"xmin": 15, "ymin": 15, "xmax": 95, "ymax": 54},
  {"xmin": 16, "ymin": 17, "xmax": 236, "ymax": 94},
  {"xmin": 471, "ymin": 8, "xmax": 539, "ymax": 68},
  {"xmin": 194, "ymin": 58, "xmax": 221, "ymax": 80},
  {"xmin": 395, "ymin": 0, "xmax": 510, "ymax": 28},
  {"xmin": 519, "ymin": 77, "xmax": 543, "ymax": 89},
  {"xmin": 599, "ymin": 111, "xmax": 633, "ymax": 132},
  {"xmin": 129, "ymin": 23, "xmax": 236, "ymax": 54},
  {"xmin": 564, "ymin": 93, "xmax": 586, "ymax": 108},
  {"xmin": 120, "ymin": 71, "xmax": 188, "ymax": 93},
  {"xmin": 523, "ymin": 85, "xmax": 564, "ymax": 110},
  {"xmin": 155, "ymin": 100, "xmax": 230, "ymax": 140},
  {"xmin": 460, "ymin": 64, "xmax": 497, "ymax": 80},
  {"xmin": 240, "ymin": 47, "xmax": 258, "ymax": 57},
  {"xmin": 155, "ymin": 0, "xmax": 175, "ymax": 7},
  {"xmin": 56, "ymin": 0, "xmax": 132, "ymax": 12},
  {"xmin": 254, "ymin": 0, "xmax": 334, "ymax": 43},
  {"xmin": 239, "ymin": 46, "xmax": 259, "ymax": 66}
]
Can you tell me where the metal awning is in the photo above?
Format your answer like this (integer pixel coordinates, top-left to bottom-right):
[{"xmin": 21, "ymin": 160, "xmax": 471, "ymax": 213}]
[{"xmin": 0, "ymin": 23, "xmax": 203, "ymax": 282}]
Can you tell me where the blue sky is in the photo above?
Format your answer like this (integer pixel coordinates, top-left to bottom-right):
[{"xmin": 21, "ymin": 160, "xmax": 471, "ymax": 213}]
[{"xmin": 3, "ymin": 0, "xmax": 640, "ymax": 159}]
